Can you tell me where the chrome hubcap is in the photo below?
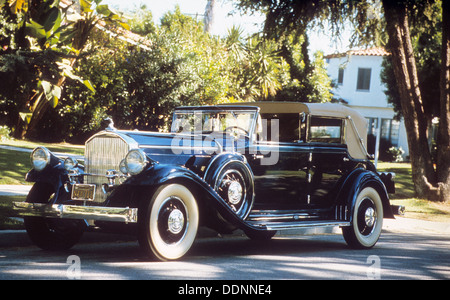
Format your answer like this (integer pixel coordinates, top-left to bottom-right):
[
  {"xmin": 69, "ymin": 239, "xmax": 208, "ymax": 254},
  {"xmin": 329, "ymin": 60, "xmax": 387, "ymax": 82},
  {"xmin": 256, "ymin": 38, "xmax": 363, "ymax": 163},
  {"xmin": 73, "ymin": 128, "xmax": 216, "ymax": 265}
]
[
  {"xmin": 168, "ymin": 209, "xmax": 185, "ymax": 234},
  {"xmin": 364, "ymin": 207, "xmax": 376, "ymax": 227},
  {"xmin": 357, "ymin": 198, "xmax": 378, "ymax": 236},
  {"xmin": 228, "ymin": 181, "xmax": 243, "ymax": 205}
]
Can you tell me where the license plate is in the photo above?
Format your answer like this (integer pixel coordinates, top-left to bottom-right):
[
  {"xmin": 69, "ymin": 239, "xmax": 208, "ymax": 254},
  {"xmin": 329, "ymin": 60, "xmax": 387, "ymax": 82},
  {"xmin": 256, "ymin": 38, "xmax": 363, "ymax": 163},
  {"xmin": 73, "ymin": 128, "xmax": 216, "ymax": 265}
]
[{"xmin": 71, "ymin": 184, "xmax": 96, "ymax": 201}]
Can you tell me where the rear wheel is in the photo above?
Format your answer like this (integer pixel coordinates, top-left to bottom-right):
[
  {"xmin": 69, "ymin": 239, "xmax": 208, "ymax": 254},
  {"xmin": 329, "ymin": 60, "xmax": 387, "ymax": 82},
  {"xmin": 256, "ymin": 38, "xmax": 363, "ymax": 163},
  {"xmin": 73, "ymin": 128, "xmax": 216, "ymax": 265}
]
[
  {"xmin": 24, "ymin": 183, "xmax": 84, "ymax": 251},
  {"xmin": 138, "ymin": 184, "xmax": 199, "ymax": 261},
  {"xmin": 342, "ymin": 187, "xmax": 383, "ymax": 249}
]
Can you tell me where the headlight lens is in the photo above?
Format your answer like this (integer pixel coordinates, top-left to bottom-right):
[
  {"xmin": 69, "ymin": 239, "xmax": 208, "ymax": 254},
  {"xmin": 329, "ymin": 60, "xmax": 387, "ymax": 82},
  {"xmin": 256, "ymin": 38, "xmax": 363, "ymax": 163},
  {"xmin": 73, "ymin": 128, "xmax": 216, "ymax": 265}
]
[
  {"xmin": 31, "ymin": 147, "xmax": 51, "ymax": 171},
  {"xmin": 64, "ymin": 157, "xmax": 78, "ymax": 171},
  {"xmin": 125, "ymin": 149, "xmax": 148, "ymax": 175},
  {"xmin": 119, "ymin": 159, "xmax": 128, "ymax": 174}
]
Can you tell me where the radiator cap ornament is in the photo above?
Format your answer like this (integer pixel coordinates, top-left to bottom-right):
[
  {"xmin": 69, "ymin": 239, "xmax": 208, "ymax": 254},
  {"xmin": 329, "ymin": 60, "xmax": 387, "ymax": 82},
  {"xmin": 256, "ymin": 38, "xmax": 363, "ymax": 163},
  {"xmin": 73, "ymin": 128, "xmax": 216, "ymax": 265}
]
[{"xmin": 103, "ymin": 117, "xmax": 116, "ymax": 131}]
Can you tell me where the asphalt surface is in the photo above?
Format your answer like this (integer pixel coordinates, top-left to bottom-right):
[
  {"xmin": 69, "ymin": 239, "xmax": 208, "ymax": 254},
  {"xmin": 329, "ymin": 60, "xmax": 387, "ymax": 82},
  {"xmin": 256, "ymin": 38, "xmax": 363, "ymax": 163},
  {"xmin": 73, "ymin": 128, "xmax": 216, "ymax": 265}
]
[
  {"xmin": 0, "ymin": 217, "xmax": 449, "ymax": 280},
  {"xmin": 1, "ymin": 184, "xmax": 449, "ymax": 280}
]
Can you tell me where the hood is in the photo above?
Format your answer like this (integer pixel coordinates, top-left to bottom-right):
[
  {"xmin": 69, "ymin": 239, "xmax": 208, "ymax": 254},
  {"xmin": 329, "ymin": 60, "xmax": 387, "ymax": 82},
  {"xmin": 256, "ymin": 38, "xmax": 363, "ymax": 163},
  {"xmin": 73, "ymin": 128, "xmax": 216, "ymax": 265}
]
[{"xmin": 100, "ymin": 130, "xmax": 234, "ymax": 166}]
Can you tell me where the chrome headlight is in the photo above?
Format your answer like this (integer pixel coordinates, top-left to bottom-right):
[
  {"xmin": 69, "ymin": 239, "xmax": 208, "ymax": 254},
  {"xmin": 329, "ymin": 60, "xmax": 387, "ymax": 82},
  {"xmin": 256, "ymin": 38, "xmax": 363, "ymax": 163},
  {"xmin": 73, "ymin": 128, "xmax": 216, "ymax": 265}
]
[
  {"xmin": 119, "ymin": 159, "xmax": 128, "ymax": 174},
  {"xmin": 31, "ymin": 147, "xmax": 51, "ymax": 171},
  {"xmin": 64, "ymin": 156, "xmax": 78, "ymax": 171},
  {"xmin": 124, "ymin": 149, "xmax": 148, "ymax": 175}
]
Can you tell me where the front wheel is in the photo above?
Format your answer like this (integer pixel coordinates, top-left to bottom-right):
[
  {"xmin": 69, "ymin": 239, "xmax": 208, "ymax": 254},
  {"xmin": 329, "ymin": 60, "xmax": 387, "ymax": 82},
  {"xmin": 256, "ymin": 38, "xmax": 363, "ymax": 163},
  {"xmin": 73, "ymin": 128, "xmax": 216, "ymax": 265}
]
[
  {"xmin": 24, "ymin": 183, "xmax": 84, "ymax": 251},
  {"xmin": 138, "ymin": 184, "xmax": 199, "ymax": 261},
  {"xmin": 342, "ymin": 187, "xmax": 384, "ymax": 249}
]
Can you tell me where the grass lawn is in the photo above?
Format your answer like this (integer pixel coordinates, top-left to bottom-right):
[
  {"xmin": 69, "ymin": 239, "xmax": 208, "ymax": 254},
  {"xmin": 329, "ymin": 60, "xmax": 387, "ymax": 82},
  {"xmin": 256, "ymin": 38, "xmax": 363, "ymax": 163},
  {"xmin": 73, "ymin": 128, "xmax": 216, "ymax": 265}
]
[
  {"xmin": 377, "ymin": 162, "xmax": 450, "ymax": 223},
  {"xmin": 1, "ymin": 139, "xmax": 84, "ymax": 154},
  {"xmin": 0, "ymin": 148, "xmax": 32, "ymax": 185},
  {"xmin": 0, "ymin": 195, "xmax": 26, "ymax": 230}
]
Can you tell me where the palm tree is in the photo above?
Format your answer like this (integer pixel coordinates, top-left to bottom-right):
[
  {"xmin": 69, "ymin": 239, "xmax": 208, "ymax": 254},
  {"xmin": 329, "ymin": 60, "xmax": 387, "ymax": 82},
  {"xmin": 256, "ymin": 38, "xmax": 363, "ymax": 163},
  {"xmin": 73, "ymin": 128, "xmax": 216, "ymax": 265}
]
[{"xmin": 204, "ymin": 0, "xmax": 216, "ymax": 33}]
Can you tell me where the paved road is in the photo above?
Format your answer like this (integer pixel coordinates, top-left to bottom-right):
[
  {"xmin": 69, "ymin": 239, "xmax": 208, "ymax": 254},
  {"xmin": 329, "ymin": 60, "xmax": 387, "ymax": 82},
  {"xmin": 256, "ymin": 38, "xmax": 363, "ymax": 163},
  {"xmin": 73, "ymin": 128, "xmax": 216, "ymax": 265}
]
[{"xmin": 0, "ymin": 224, "xmax": 449, "ymax": 280}]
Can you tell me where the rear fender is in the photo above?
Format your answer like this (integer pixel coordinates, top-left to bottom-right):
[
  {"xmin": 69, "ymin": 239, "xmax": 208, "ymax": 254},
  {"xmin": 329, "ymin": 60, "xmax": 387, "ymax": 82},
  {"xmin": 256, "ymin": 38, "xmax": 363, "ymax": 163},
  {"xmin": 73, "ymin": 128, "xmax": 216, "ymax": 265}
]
[{"xmin": 336, "ymin": 169, "xmax": 395, "ymax": 220}]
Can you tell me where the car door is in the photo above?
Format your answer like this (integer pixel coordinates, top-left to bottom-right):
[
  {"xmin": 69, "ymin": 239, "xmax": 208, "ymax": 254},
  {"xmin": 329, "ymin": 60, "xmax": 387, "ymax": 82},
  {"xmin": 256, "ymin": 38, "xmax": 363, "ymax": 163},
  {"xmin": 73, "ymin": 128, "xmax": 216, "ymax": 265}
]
[
  {"xmin": 247, "ymin": 113, "xmax": 310, "ymax": 210},
  {"xmin": 308, "ymin": 116, "xmax": 352, "ymax": 208}
]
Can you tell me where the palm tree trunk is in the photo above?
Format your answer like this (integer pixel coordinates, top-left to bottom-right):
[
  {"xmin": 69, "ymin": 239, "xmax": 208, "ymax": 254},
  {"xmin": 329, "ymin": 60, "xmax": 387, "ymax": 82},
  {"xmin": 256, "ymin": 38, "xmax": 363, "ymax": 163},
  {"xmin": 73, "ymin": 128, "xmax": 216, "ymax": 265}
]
[
  {"xmin": 382, "ymin": 0, "xmax": 438, "ymax": 199},
  {"xmin": 436, "ymin": 0, "xmax": 450, "ymax": 202}
]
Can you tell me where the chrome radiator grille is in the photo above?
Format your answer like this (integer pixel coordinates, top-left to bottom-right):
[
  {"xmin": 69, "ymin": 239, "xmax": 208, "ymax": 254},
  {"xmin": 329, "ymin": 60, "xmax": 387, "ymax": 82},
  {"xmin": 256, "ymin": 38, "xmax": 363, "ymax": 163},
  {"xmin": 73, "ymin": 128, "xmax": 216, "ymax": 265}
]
[{"xmin": 85, "ymin": 134, "xmax": 130, "ymax": 203}]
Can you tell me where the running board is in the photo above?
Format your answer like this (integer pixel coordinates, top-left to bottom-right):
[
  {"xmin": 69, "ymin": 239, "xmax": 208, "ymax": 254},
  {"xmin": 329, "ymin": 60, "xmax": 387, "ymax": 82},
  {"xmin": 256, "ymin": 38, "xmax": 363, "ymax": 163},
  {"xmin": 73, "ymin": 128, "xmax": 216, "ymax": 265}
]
[{"xmin": 247, "ymin": 220, "xmax": 351, "ymax": 231}]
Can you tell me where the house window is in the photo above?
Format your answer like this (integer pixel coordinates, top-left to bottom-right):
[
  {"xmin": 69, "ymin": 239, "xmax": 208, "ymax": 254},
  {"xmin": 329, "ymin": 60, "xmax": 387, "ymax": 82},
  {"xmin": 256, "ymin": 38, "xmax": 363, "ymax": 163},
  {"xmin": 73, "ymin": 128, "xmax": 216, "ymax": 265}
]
[
  {"xmin": 381, "ymin": 119, "xmax": 400, "ymax": 147},
  {"xmin": 357, "ymin": 68, "xmax": 371, "ymax": 91},
  {"xmin": 367, "ymin": 118, "xmax": 378, "ymax": 136},
  {"xmin": 338, "ymin": 68, "xmax": 344, "ymax": 85}
]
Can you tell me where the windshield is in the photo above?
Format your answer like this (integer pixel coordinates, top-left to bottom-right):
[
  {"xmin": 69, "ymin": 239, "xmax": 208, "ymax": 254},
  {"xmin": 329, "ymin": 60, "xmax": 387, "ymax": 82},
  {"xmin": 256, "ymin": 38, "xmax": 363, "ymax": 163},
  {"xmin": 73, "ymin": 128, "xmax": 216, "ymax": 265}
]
[{"xmin": 171, "ymin": 110, "xmax": 257, "ymax": 135}]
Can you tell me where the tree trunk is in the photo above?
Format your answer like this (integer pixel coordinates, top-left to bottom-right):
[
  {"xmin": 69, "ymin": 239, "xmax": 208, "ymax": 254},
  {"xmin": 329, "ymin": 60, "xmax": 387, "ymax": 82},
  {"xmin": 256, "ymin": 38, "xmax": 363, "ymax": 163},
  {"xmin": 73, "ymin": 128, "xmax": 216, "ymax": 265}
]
[
  {"xmin": 437, "ymin": 0, "xmax": 450, "ymax": 202},
  {"xmin": 382, "ymin": 0, "xmax": 439, "ymax": 200}
]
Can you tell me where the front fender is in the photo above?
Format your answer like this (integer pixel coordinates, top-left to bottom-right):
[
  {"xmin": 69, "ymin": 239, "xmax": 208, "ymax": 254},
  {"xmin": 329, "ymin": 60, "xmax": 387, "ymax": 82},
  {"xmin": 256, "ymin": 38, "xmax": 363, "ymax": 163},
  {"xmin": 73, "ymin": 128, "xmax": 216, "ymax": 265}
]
[
  {"xmin": 25, "ymin": 153, "xmax": 67, "ymax": 202},
  {"xmin": 203, "ymin": 152, "xmax": 250, "ymax": 184},
  {"xmin": 337, "ymin": 168, "xmax": 395, "ymax": 220},
  {"xmin": 122, "ymin": 163, "xmax": 261, "ymax": 232}
]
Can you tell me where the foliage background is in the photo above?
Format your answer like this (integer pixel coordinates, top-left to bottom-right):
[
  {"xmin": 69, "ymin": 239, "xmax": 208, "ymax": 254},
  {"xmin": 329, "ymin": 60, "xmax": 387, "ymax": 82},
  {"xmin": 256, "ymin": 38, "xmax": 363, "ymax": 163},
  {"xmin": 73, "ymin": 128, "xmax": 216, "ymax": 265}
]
[{"xmin": 1, "ymin": 3, "xmax": 333, "ymax": 143}]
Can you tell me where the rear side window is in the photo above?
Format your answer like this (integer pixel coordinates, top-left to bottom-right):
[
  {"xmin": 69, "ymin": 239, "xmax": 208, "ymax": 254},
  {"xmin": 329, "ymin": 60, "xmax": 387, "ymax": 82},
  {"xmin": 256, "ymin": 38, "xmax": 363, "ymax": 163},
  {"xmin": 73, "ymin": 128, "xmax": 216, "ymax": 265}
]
[
  {"xmin": 260, "ymin": 113, "xmax": 305, "ymax": 143},
  {"xmin": 309, "ymin": 117, "xmax": 343, "ymax": 144}
]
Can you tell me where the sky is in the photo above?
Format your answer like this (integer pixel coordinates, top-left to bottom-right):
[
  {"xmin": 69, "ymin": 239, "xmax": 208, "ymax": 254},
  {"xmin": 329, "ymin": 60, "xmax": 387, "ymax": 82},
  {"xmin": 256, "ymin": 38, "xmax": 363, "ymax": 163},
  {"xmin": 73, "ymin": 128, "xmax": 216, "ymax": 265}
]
[{"xmin": 101, "ymin": 0, "xmax": 352, "ymax": 55}]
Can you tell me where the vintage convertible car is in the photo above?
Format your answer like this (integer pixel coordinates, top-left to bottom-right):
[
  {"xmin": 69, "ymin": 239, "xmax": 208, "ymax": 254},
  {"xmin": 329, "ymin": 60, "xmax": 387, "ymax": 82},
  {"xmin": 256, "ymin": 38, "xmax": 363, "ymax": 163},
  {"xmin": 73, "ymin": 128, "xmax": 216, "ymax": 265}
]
[{"xmin": 14, "ymin": 102, "xmax": 395, "ymax": 261}]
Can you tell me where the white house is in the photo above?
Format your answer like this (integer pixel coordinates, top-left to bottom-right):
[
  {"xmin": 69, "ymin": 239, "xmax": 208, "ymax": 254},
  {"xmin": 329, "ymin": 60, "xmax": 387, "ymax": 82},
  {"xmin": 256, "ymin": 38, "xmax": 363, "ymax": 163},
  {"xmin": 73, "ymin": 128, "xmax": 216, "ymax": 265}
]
[{"xmin": 324, "ymin": 47, "xmax": 409, "ymax": 163}]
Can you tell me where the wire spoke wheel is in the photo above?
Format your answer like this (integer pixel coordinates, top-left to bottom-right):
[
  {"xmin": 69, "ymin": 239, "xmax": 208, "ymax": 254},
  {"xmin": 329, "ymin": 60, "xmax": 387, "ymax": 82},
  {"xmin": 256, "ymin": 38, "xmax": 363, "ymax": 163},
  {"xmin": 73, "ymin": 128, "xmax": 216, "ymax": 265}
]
[{"xmin": 213, "ymin": 161, "xmax": 254, "ymax": 220}]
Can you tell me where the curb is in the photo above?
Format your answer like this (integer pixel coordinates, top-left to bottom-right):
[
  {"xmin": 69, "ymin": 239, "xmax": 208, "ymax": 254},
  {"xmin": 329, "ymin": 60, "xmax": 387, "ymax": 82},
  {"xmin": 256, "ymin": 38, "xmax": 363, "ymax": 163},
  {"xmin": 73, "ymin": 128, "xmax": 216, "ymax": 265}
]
[{"xmin": 0, "ymin": 185, "xmax": 31, "ymax": 197}]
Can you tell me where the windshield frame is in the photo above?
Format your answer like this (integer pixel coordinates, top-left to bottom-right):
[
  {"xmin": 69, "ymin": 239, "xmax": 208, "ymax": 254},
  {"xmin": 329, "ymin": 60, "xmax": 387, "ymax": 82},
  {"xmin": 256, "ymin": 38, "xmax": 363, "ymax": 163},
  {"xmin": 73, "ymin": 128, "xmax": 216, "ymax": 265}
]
[{"xmin": 171, "ymin": 106, "xmax": 259, "ymax": 138}]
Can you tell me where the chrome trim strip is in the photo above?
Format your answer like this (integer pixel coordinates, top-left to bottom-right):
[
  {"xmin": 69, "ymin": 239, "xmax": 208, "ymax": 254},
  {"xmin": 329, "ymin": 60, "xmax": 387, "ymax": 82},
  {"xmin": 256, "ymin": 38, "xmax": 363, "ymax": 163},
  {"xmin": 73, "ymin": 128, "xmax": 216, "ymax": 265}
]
[
  {"xmin": 139, "ymin": 145, "xmax": 219, "ymax": 152},
  {"xmin": 263, "ymin": 221, "xmax": 350, "ymax": 231},
  {"xmin": 13, "ymin": 202, "xmax": 138, "ymax": 224},
  {"xmin": 247, "ymin": 212, "xmax": 318, "ymax": 222}
]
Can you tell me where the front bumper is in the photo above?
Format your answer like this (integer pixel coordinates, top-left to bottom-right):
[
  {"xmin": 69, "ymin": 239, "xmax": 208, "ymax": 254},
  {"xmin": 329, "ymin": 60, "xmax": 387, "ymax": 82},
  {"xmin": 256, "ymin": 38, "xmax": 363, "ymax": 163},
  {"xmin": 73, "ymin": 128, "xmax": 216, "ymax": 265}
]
[{"xmin": 13, "ymin": 202, "xmax": 138, "ymax": 224}]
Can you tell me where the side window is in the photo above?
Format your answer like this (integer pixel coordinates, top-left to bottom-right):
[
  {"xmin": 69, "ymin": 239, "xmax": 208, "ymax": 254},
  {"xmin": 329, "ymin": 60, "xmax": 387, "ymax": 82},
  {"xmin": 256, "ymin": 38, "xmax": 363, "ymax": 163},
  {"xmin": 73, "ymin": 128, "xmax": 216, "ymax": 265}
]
[
  {"xmin": 310, "ymin": 117, "xmax": 343, "ymax": 144},
  {"xmin": 259, "ymin": 113, "xmax": 305, "ymax": 143}
]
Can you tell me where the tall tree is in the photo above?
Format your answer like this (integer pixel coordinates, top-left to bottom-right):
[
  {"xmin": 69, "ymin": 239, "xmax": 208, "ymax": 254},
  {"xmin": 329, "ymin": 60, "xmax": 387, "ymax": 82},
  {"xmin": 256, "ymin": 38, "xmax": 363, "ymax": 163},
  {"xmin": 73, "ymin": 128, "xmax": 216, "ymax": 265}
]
[
  {"xmin": 204, "ymin": 0, "xmax": 216, "ymax": 33},
  {"xmin": 382, "ymin": 0, "xmax": 449, "ymax": 201},
  {"xmin": 437, "ymin": 0, "xmax": 450, "ymax": 201}
]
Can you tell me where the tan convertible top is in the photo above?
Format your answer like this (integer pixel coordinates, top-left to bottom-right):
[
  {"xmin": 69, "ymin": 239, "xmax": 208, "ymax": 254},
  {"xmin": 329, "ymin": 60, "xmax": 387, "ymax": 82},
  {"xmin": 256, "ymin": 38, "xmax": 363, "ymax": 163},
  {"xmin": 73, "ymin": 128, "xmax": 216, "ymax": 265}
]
[{"xmin": 225, "ymin": 102, "xmax": 369, "ymax": 160}]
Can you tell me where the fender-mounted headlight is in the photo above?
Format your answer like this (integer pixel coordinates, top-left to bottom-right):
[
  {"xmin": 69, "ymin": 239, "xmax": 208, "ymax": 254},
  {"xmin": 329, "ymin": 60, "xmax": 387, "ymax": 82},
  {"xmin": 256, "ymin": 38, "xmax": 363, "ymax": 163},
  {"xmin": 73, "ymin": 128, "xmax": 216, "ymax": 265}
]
[
  {"xmin": 124, "ymin": 149, "xmax": 148, "ymax": 175},
  {"xmin": 31, "ymin": 147, "xmax": 51, "ymax": 171},
  {"xmin": 64, "ymin": 156, "xmax": 78, "ymax": 171}
]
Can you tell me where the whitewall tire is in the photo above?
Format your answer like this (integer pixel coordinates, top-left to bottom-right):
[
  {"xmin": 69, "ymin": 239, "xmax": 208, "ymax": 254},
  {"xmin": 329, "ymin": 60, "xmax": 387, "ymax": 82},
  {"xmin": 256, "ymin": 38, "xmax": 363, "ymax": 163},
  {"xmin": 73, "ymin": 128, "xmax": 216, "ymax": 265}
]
[
  {"xmin": 342, "ymin": 187, "xmax": 384, "ymax": 249},
  {"xmin": 139, "ymin": 184, "xmax": 199, "ymax": 261}
]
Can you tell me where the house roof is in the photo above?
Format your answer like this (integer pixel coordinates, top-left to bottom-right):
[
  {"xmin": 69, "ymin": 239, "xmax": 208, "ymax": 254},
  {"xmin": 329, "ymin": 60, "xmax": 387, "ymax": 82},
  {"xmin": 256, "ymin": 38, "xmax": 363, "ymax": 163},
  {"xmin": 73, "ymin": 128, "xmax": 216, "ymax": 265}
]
[{"xmin": 325, "ymin": 47, "xmax": 390, "ymax": 59}]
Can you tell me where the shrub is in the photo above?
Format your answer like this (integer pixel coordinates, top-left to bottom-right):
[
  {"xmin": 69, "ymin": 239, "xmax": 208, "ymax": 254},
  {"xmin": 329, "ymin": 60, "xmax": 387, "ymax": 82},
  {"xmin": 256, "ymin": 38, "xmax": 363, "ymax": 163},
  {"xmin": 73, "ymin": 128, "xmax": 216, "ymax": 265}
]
[
  {"xmin": 386, "ymin": 146, "xmax": 405, "ymax": 162},
  {"xmin": 0, "ymin": 125, "xmax": 11, "ymax": 142}
]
